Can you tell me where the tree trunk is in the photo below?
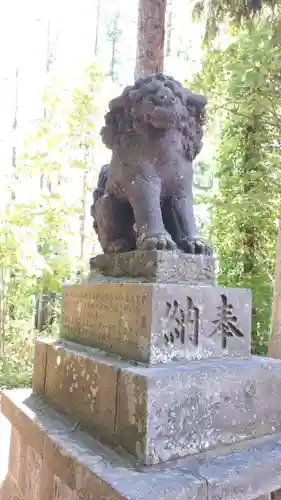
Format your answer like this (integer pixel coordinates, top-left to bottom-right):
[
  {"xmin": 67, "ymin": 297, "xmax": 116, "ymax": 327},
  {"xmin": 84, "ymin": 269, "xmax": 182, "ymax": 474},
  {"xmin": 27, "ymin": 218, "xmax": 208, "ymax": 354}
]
[
  {"xmin": 11, "ymin": 68, "xmax": 19, "ymax": 201},
  {"xmin": 109, "ymin": 12, "xmax": 120, "ymax": 80},
  {"xmin": 165, "ymin": 10, "xmax": 173, "ymax": 57},
  {"xmin": 94, "ymin": 0, "xmax": 101, "ymax": 56},
  {"xmin": 80, "ymin": 167, "xmax": 88, "ymax": 273},
  {"xmin": 35, "ymin": 292, "xmax": 56, "ymax": 331},
  {"xmin": 268, "ymin": 206, "xmax": 281, "ymax": 358},
  {"xmin": 134, "ymin": 0, "xmax": 167, "ymax": 79}
]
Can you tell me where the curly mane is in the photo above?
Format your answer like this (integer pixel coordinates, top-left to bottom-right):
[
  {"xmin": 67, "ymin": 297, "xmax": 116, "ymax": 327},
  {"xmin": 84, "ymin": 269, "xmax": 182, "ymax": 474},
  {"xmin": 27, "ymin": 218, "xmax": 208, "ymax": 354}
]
[{"xmin": 100, "ymin": 73, "xmax": 206, "ymax": 161}]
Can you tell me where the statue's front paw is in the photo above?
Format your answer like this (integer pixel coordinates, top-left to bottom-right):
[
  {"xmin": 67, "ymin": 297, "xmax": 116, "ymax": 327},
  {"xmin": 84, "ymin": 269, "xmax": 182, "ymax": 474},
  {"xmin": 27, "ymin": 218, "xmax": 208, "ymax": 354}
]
[
  {"xmin": 106, "ymin": 238, "xmax": 136, "ymax": 253},
  {"xmin": 137, "ymin": 231, "xmax": 177, "ymax": 251},
  {"xmin": 178, "ymin": 237, "xmax": 212, "ymax": 255}
]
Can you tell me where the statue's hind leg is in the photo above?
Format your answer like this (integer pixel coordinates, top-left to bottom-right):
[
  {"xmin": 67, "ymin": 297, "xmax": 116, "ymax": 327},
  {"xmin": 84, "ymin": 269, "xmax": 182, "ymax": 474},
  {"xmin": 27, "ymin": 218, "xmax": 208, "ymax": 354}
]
[{"xmin": 93, "ymin": 194, "xmax": 136, "ymax": 253}]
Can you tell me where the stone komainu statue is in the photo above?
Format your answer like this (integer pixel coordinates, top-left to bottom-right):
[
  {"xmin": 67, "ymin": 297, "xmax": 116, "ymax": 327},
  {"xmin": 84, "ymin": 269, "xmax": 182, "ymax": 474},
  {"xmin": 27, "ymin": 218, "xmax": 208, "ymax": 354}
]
[{"xmin": 91, "ymin": 73, "xmax": 210, "ymax": 254}]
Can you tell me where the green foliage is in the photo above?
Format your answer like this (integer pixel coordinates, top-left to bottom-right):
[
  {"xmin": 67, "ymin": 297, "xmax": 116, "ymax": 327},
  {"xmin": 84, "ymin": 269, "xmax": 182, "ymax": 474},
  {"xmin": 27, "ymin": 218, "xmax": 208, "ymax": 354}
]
[
  {"xmin": 0, "ymin": 64, "xmax": 104, "ymax": 387},
  {"xmin": 192, "ymin": 0, "xmax": 278, "ymax": 44},
  {"xmin": 194, "ymin": 21, "xmax": 281, "ymax": 354}
]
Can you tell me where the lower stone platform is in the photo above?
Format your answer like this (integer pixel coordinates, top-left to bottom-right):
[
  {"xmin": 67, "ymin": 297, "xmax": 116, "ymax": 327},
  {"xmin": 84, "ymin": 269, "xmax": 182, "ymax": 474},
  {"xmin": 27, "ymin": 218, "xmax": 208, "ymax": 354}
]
[
  {"xmin": 32, "ymin": 339, "xmax": 281, "ymax": 465},
  {"xmin": 1, "ymin": 389, "xmax": 281, "ymax": 499}
]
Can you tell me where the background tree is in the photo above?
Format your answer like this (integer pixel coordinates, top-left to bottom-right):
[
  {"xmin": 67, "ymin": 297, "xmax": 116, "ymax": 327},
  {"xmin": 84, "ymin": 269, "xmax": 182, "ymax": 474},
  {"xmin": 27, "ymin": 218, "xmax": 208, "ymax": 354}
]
[
  {"xmin": 192, "ymin": 0, "xmax": 277, "ymax": 44},
  {"xmin": 94, "ymin": 0, "xmax": 101, "ymax": 56},
  {"xmin": 269, "ymin": 206, "xmax": 281, "ymax": 358},
  {"xmin": 191, "ymin": 2, "xmax": 281, "ymax": 354},
  {"xmin": 11, "ymin": 68, "xmax": 19, "ymax": 202},
  {"xmin": 106, "ymin": 9, "xmax": 122, "ymax": 81},
  {"xmin": 0, "ymin": 64, "xmax": 104, "ymax": 387},
  {"xmin": 135, "ymin": 0, "xmax": 167, "ymax": 78}
]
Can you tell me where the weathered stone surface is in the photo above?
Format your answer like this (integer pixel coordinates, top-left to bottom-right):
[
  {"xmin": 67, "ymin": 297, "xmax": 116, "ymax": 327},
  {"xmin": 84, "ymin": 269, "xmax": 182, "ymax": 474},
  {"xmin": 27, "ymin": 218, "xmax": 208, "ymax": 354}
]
[
  {"xmin": 39, "ymin": 459, "xmax": 54, "ymax": 500},
  {"xmin": 43, "ymin": 339, "xmax": 121, "ymax": 446},
  {"xmin": 191, "ymin": 441, "xmax": 281, "ymax": 500},
  {"xmin": 0, "ymin": 476, "xmax": 23, "ymax": 500},
  {"xmin": 150, "ymin": 283, "xmax": 251, "ymax": 363},
  {"xmin": 89, "ymin": 251, "xmax": 215, "ymax": 285},
  {"xmin": 34, "ymin": 339, "xmax": 137, "ymax": 447},
  {"xmin": 0, "ymin": 418, "xmax": 42, "ymax": 500},
  {"xmin": 91, "ymin": 76, "xmax": 209, "ymax": 257},
  {"xmin": 8, "ymin": 428, "xmax": 21, "ymax": 484},
  {"xmin": 272, "ymin": 490, "xmax": 281, "ymax": 499},
  {"xmin": 116, "ymin": 356, "xmax": 281, "ymax": 464},
  {"xmin": 44, "ymin": 434, "xmax": 77, "ymax": 490},
  {"xmin": 0, "ymin": 389, "xmax": 208, "ymax": 500},
  {"xmin": 53, "ymin": 476, "xmax": 74, "ymax": 500},
  {"xmin": 32, "ymin": 338, "xmax": 48, "ymax": 396},
  {"xmin": 62, "ymin": 283, "xmax": 153, "ymax": 362},
  {"xmin": 32, "ymin": 340, "xmax": 281, "ymax": 465},
  {"xmin": 1, "ymin": 390, "xmax": 45, "ymax": 457},
  {"xmin": 62, "ymin": 282, "xmax": 251, "ymax": 363},
  {"xmin": 3, "ymin": 389, "xmax": 281, "ymax": 499},
  {"xmin": 23, "ymin": 445, "xmax": 42, "ymax": 499}
]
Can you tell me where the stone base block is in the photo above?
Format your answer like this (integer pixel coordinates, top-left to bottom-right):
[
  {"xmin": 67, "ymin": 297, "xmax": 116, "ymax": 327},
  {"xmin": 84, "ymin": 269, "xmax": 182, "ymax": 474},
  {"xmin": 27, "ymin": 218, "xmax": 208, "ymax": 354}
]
[
  {"xmin": 89, "ymin": 250, "xmax": 215, "ymax": 285},
  {"xmin": 62, "ymin": 281, "xmax": 251, "ymax": 363},
  {"xmin": 0, "ymin": 476, "xmax": 23, "ymax": 500},
  {"xmin": 33, "ymin": 339, "xmax": 281, "ymax": 465},
  {"xmin": 1, "ymin": 389, "xmax": 281, "ymax": 500},
  {"xmin": 34, "ymin": 338, "xmax": 125, "ymax": 447},
  {"xmin": 0, "ymin": 389, "xmax": 206, "ymax": 500},
  {"xmin": 272, "ymin": 491, "xmax": 281, "ymax": 499}
]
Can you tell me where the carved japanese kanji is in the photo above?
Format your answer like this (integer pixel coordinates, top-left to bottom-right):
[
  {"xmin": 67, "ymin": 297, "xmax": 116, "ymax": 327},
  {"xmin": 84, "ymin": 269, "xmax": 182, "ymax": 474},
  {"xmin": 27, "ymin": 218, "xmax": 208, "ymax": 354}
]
[
  {"xmin": 210, "ymin": 294, "xmax": 244, "ymax": 348},
  {"xmin": 164, "ymin": 297, "xmax": 199, "ymax": 346}
]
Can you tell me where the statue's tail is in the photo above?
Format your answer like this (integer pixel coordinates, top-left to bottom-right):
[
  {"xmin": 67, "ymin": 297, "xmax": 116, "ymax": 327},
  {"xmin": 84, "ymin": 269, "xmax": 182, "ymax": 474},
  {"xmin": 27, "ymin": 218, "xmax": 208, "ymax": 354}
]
[{"xmin": 91, "ymin": 164, "xmax": 110, "ymax": 233}]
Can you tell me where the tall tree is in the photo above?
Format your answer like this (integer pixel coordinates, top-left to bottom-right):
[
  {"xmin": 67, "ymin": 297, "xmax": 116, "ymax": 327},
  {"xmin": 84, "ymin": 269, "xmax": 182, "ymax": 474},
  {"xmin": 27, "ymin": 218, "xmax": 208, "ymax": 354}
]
[
  {"xmin": 106, "ymin": 10, "xmax": 122, "ymax": 81},
  {"xmin": 192, "ymin": 1, "xmax": 281, "ymax": 356},
  {"xmin": 11, "ymin": 68, "xmax": 19, "ymax": 201},
  {"xmin": 94, "ymin": 0, "xmax": 101, "ymax": 56},
  {"xmin": 269, "ymin": 206, "xmax": 281, "ymax": 358},
  {"xmin": 36, "ymin": 18, "xmax": 58, "ymax": 330},
  {"xmin": 192, "ymin": 0, "xmax": 276, "ymax": 44},
  {"xmin": 165, "ymin": 2, "xmax": 173, "ymax": 58},
  {"xmin": 135, "ymin": 0, "xmax": 167, "ymax": 79}
]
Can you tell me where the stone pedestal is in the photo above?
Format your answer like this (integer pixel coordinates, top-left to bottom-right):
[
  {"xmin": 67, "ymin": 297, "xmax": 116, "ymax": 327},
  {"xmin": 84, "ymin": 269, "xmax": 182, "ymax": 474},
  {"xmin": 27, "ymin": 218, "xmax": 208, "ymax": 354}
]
[
  {"xmin": 62, "ymin": 282, "xmax": 251, "ymax": 363},
  {"xmin": 89, "ymin": 250, "xmax": 215, "ymax": 284},
  {"xmin": 1, "ymin": 251, "xmax": 281, "ymax": 499}
]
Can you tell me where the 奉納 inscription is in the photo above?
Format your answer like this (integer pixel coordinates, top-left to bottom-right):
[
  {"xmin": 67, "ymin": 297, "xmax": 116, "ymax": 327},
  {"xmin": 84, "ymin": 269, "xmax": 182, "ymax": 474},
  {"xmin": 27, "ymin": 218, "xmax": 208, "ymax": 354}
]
[
  {"xmin": 164, "ymin": 297, "xmax": 199, "ymax": 346},
  {"xmin": 62, "ymin": 284, "xmax": 250, "ymax": 363},
  {"xmin": 210, "ymin": 294, "xmax": 244, "ymax": 349}
]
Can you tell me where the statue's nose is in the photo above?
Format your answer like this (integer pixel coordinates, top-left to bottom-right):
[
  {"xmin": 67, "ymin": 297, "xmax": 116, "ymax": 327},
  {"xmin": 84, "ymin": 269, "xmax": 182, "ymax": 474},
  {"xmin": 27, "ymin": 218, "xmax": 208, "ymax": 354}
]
[{"xmin": 153, "ymin": 88, "xmax": 176, "ymax": 106}]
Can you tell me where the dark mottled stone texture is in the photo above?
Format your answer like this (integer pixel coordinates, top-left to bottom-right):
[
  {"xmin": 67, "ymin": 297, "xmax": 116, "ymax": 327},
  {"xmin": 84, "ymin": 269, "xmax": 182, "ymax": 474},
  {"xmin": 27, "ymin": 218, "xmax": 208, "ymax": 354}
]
[
  {"xmin": 91, "ymin": 74, "xmax": 211, "ymax": 256},
  {"xmin": 192, "ymin": 441, "xmax": 281, "ymax": 500},
  {"xmin": 116, "ymin": 356, "xmax": 281, "ymax": 464},
  {"xmin": 89, "ymin": 250, "xmax": 215, "ymax": 285}
]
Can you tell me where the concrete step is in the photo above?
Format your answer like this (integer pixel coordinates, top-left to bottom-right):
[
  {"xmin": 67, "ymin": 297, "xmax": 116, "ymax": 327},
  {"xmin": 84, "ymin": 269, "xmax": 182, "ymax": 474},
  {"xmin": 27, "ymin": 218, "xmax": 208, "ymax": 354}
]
[
  {"xmin": 1, "ymin": 388, "xmax": 281, "ymax": 500},
  {"xmin": 33, "ymin": 338, "xmax": 281, "ymax": 465}
]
